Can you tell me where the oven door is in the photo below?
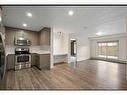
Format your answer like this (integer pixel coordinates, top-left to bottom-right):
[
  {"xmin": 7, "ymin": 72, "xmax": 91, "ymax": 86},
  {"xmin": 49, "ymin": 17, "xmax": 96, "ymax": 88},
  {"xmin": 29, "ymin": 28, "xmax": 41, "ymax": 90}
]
[
  {"xmin": 15, "ymin": 54, "xmax": 31, "ymax": 64},
  {"xmin": 15, "ymin": 54, "xmax": 31, "ymax": 70}
]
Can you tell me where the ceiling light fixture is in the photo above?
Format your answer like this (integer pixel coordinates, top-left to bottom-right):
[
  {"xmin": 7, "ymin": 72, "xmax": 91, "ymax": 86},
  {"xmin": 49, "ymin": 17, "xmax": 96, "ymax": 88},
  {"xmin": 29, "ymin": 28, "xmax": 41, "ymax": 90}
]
[
  {"xmin": 27, "ymin": 12, "xmax": 32, "ymax": 17},
  {"xmin": 23, "ymin": 23, "xmax": 27, "ymax": 27},
  {"xmin": 68, "ymin": 10, "xmax": 74, "ymax": 16},
  {"xmin": 96, "ymin": 32, "xmax": 102, "ymax": 36}
]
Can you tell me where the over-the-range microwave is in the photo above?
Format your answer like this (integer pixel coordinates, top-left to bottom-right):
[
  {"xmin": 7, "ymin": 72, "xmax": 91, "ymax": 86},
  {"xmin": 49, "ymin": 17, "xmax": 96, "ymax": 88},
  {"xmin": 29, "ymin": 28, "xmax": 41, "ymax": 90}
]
[{"xmin": 14, "ymin": 37, "xmax": 31, "ymax": 46}]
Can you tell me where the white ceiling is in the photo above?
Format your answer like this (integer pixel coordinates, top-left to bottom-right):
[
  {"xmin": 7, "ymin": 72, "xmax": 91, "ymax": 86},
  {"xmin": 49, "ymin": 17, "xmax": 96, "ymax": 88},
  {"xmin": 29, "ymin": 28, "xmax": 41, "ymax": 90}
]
[{"xmin": 2, "ymin": 6, "xmax": 127, "ymax": 36}]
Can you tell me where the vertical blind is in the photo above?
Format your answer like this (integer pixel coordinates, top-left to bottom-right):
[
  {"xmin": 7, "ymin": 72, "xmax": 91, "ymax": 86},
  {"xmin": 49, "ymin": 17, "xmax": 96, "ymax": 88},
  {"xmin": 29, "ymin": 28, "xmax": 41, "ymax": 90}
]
[{"xmin": 97, "ymin": 41, "xmax": 119, "ymax": 59}]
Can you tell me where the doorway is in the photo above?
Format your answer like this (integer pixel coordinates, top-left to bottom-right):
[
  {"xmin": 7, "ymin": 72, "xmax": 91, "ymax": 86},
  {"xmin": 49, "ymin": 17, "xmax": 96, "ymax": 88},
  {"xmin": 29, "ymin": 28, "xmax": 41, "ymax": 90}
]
[{"xmin": 70, "ymin": 39, "xmax": 77, "ymax": 64}]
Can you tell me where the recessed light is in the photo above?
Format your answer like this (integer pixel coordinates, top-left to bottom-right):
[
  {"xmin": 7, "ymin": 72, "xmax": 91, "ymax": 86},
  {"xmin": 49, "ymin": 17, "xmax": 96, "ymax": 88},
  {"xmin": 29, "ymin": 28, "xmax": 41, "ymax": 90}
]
[
  {"xmin": 23, "ymin": 23, "xmax": 27, "ymax": 27},
  {"xmin": 68, "ymin": 10, "xmax": 74, "ymax": 16},
  {"xmin": 71, "ymin": 38, "xmax": 76, "ymax": 40},
  {"xmin": 96, "ymin": 32, "xmax": 102, "ymax": 36},
  {"xmin": 27, "ymin": 12, "xmax": 32, "ymax": 17}
]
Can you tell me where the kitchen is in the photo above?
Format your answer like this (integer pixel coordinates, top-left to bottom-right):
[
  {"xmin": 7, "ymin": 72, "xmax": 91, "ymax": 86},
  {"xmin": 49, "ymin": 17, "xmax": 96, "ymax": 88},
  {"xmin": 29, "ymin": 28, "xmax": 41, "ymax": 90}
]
[
  {"xmin": 0, "ymin": 6, "xmax": 70, "ymax": 89},
  {"xmin": 5, "ymin": 27, "xmax": 52, "ymax": 71},
  {"xmin": 0, "ymin": 7, "xmax": 55, "ymax": 88}
]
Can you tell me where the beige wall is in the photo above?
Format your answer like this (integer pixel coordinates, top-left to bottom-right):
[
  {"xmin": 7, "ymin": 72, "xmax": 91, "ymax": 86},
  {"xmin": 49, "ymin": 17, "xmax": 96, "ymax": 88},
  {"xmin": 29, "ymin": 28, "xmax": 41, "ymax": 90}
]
[
  {"xmin": 5, "ymin": 27, "xmax": 39, "ymax": 46},
  {"xmin": 89, "ymin": 33, "xmax": 127, "ymax": 62}
]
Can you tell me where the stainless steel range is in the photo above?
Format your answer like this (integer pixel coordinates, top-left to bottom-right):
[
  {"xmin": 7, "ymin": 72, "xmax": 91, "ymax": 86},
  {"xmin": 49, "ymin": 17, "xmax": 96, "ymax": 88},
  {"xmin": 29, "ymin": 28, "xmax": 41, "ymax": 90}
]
[{"xmin": 15, "ymin": 47, "xmax": 31, "ymax": 70}]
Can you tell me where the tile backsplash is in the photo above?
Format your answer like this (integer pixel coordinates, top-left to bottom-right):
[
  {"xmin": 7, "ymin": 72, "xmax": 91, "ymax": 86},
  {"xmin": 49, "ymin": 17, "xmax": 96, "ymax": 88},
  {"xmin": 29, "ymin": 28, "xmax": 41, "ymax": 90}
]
[
  {"xmin": 29, "ymin": 45, "xmax": 51, "ymax": 52},
  {"xmin": 5, "ymin": 45, "xmax": 51, "ymax": 55}
]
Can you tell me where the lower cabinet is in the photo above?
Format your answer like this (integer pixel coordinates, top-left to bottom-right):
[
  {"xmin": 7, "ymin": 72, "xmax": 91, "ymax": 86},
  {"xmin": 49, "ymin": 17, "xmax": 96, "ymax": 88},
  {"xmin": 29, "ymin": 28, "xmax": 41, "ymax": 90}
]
[
  {"xmin": 6, "ymin": 53, "xmax": 50, "ymax": 71},
  {"xmin": 35, "ymin": 54, "xmax": 40, "ymax": 68},
  {"xmin": 31, "ymin": 53, "xmax": 50, "ymax": 70},
  {"xmin": 31, "ymin": 53, "xmax": 36, "ymax": 66},
  {"xmin": 6, "ymin": 54, "xmax": 15, "ymax": 71},
  {"xmin": 39, "ymin": 54, "xmax": 50, "ymax": 69}
]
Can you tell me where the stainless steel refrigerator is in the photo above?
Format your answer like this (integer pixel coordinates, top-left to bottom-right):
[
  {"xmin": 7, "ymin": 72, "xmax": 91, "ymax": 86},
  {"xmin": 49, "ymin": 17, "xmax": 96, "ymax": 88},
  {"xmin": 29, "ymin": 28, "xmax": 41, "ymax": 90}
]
[{"xmin": 0, "ymin": 32, "xmax": 6, "ymax": 89}]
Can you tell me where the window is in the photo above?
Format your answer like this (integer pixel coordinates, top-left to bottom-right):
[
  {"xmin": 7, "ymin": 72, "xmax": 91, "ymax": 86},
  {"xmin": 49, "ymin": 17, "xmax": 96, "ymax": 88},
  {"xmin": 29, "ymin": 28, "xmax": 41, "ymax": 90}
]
[
  {"xmin": 97, "ymin": 41, "xmax": 119, "ymax": 59},
  {"xmin": 98, "ymin": 42, "xmax": 106, "ymax": 58}
]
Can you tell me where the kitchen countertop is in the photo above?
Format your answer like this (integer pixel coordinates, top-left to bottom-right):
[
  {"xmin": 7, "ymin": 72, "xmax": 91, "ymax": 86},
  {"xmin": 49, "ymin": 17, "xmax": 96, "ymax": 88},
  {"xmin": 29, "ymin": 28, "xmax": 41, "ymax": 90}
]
[
  {"xmin": 30, "ymin": 50, "xmax": 50, "ymax": 54},
  {"xmin": 5, "ymin": 50, "xmax": 50, "ymax": 56},
  {"xmin": 5, "ymin": 45, "xmax": 51, "ymax": 56},
  {"xmin": 53, "ymin": 53, "xmax": 68, "ymax": 56},
  {"xmin": 6, "ymin": 51, "xmax": 15, "ymax": 56}
]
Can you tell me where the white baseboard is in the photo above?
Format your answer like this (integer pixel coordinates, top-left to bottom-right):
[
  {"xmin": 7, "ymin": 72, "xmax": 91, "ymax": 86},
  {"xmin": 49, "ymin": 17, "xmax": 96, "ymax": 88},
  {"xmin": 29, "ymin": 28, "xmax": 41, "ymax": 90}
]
[{"xmin": 90, "ymin": 57, "xmax": 127, "ymax": 64}]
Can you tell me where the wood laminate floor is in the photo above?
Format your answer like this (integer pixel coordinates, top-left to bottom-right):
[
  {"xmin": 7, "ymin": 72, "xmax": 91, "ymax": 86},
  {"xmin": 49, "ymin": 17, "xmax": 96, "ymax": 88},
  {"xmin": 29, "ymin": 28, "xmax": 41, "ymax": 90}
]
[{"xmin": 4, "ymin": 60, "xmax": 127, "ymax": 90}]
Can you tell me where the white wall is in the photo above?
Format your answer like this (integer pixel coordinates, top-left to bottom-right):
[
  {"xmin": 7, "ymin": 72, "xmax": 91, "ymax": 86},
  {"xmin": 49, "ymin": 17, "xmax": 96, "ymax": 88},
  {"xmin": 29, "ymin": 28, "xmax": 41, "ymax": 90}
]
[
  {"xmin": 69, "ymin": 33, "xmax": 90, "ymax": 62},
  {"xmin": 53, "ymin": 31, "xmax": 69, "ymax": 55},
  {"xmin": 53, "ymin": 30, "xmax": 69, "ymax": 64},
  {"xmin": 53, "ymin": 18, "xmax": 127, "ymax": 63},
  {"xmin": 69, "ymin": 18, "xmax": 126, "ymax": 62},
  {"xmin": 95, "ymin": 18, "xmax": 126, "ymax": 36},
  {"xmin": 89, "ymin": 33, "xmax": 127, "ymax": 62}
]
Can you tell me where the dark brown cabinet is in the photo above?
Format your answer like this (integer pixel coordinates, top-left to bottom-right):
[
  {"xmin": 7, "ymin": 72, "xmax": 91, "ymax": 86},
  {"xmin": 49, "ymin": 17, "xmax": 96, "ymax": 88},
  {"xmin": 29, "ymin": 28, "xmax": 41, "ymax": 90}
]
[
  {"xmin": 6, "ymin": 54, "xmax": 15, "ymax": 71},
  {"xmin": 32, "ymin": 53, "xmax": 50, "ymax": 70}
]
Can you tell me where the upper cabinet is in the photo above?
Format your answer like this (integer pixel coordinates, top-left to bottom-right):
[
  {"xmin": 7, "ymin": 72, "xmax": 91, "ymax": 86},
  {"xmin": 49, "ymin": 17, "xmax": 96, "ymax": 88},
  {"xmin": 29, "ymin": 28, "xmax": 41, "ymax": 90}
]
[
  {"xmin": 39, "ymin": 27, "xmax": 51, "ymax": 46},
  {"xmin": 5, "ymin": 27, "xmax": 51, "ymax": 46},
  {"xmin": 5, "ymin": 27, "xmax": 39, "ymax": 46}
]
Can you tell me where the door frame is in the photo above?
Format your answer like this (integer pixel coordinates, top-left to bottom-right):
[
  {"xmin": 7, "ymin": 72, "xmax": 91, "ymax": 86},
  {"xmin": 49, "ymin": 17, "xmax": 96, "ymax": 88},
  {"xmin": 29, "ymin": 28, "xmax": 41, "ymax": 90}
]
[{"xmin": 68, "ymin": 37, "xmax": 78, "ymax": 64}]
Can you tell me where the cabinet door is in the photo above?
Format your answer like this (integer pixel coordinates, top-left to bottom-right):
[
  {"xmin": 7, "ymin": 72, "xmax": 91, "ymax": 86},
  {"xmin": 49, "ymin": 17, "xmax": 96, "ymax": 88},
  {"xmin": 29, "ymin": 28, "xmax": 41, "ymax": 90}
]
[
  {"xmin": 40, "ymin": 54, "xmax": 50, "ymax": 69},
  {"xmin": 35, "ymin": 54, "xmax": 40, "ymax": 69},
  {"xmin": 31, "ymin": 53, "xmax": 36, "ymax": 66},
  {"xmin": 40, "ymin": 28, "xmax": 51, "ymax": 45},
  {"xmin": 6, "ymin": 54, "xmax": 15, "ymax": 71},
  {"xmin": 5, "ymin": 28, "xmax": 16, "ymax": 45}
]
